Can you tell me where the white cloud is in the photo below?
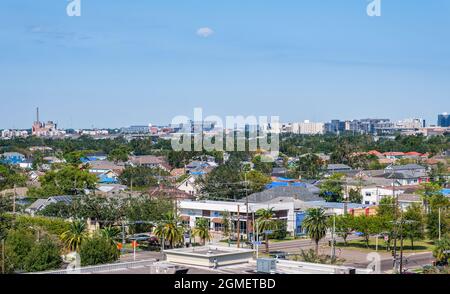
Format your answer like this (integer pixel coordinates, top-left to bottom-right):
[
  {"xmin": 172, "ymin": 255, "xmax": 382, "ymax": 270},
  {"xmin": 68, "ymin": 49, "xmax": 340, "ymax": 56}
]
[{"xmin": 196, "ymin": 27, "xmax": 214, "ymax": 38}]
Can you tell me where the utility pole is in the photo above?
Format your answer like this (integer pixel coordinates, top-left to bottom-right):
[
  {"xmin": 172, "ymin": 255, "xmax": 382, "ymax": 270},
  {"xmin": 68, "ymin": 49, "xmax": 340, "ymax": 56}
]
[
  {"xmin": 390, "ymin": 167, "xmax": 399, "ymax": 274},
  {"xmin": 244, "ymin": 173, "xmax": 250, "ymax": 242},
  {"xmin": 1, "ymin": 239, "xmax": 5, "ymax": 274},
  {"xmin": 331, "ymin": 214, "xmax": 336, "ymax": 260},
  {"xmin": 256, "ymin": 220, "xmax": 259, "ymax": 260},
  {"xmin": 121, "ymin": 220, "xmax": 126, "ymax": 254},
  {"xmin": 399, "ymin": 219, "xmax": 404, "ymax": 274},
  {"xmin": 237, "ymin": 205, "xmax": 240, "ymax": 248},
  {"xmin": 438, "ymin": 208, "xmax": 441, "ymax": 241},
  {"xmin": 12, "ymin": 184, "xmax": 16, "ymax": 214}
]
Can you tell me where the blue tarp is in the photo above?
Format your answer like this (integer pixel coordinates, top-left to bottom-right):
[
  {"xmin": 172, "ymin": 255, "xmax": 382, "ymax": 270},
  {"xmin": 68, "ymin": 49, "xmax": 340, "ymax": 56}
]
[
  {"xmin": 98, "ymin": 174, "xmax": 118, "ymax": 184},
  {"xmin": 442, "ymin": 189, "xmax": 450, "ymax": 196}
]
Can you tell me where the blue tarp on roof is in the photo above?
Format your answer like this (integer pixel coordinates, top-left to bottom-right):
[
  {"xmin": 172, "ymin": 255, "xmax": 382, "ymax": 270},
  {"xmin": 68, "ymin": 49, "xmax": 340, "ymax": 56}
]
[
  {"xmin": 98, "ymin": 174, "xmax": 118, "ymax": 184},
  {"xmin": 266, "ymin": 181, "xmax": 307, "ymax": 189},
  {"xmin": 277, "ymin": 177, "xmax": 295, "ymax": 181},
  {"xmin": 190, "ymin": 171, "xmax": 206, "ymax": 175},
  {"xmin": 442, "ymin": 189, "xmax": 450, "ymax": 196}
]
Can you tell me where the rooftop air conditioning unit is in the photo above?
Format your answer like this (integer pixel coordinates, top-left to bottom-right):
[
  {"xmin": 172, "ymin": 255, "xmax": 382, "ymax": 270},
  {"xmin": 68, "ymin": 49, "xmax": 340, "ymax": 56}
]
[{"xmin": 257, "ymin": 258, "xmax": 277, "ymax": 274}]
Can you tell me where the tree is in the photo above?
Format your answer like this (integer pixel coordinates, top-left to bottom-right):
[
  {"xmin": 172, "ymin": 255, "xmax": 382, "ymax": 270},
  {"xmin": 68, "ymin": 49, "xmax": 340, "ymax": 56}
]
[
  {"xmin": 252, "ymin": 155, "xmax": 273, "ymax": 175},
  {"xmin": 27, "ymin": 164, "xmax": 98, "ymax": 197},
  {"xmin": 353, "ymin": 215, "xmax": 382, "ymax": 248},
  {"xmin": 403, "ymin": 203, "xmax": 425, "ymax": 250},
  {"xmin": 4, "ymin": 228, "xmax": 35, "ymax": 273},
  {"xmin": 295, "ymin": 154, "xmax": 323, "ymax": 180},
  {"xmin": 302, "ymin": 208, "xmax": 328, "ymax": 255},
  {"xmin": 433, "ymin": 236, "xmax": 450, "ymax": 266},
  {"xmin": 377, "ymin": 197, "xmax": 399, "ymax": 220},
  {"xmin": 32, "ymin": 151, "xmax": 45, "ymax": 170},
  {"xmin": 270, "ymin": 220, "xmax": 288, "ymax": 240},
  {"xmin": 153, "ymin": 212, "xmax": 184, "ymax": 249},
  {"xmin": 348, "ymin": 189, "xmax": 362, "ymax": 204},
  {"xmin": 0, "ymin": 163, "xmax": 27, "ymax": 190},
  {"xmin": 100, "ymin": 226, "xmax": 122, "ymax": 246},
  {"xmin": 79, "ymin": 234, "xmax": 119, "ymax": 266},
  {"xmin": 256, "ymin": 208, "xmax": 276, "ymax": 253},
  {"xmin": 320, "ymin": 173, "xmax": 344, "ymax": 202},
  {"xmin": 107, "ymin": 146, "xmax": 130, "ymax": 163},
  {"xmin": 24, "ymin": 236, "xmax": 62, "ymax": 272},
  {"xmin": 38, "ymin": 202, "xmax": 72, "ymax": 218},
  {"xmin": 60, "ymin": 220, "xmax": 87, "ymax": 252},
  {"xmin": 192, "ymin": 218, "xmax": 211, "ymax": 245},
  {"xmin": 426, "ymin": 194, "xmax": 449, "ymax": 240},
  {"xmin": 199, "ymin": 161, "xmax": 246, "ymax": 200},
  {"xmin": 221, "ymin": 211, "xmax": 231, "ymax": 239},
  {"xmin": 119, "ymin": 166, "xmax": 160, "ymax": 189},
  {"xmin": 124, "ymin": 197, "xmax": 173, "ymax": 234},
  {"xmin": 334, "ymin": 214, "xmax": 354, "ymax": 246},
  {"xmin": 73, "ymin": 196, "xmax": 125, "ymax": 228},
  {"xmin": 418, "ymin": 182, "xmax": 442, "ymax": 212},
  {"xmin": 245, "ymin": 170, "xmax": 271, "ymax": 193}
]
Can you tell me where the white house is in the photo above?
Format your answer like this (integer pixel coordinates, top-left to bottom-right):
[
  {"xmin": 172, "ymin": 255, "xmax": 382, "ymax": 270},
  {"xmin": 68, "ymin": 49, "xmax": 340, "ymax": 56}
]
[
  {"xmin": 176, "ymin": 175, "xmax": 201, "ymax": 196},
  {"xmin": 361, "ymin": 186, "xmax": 404, "ymax": 205}
]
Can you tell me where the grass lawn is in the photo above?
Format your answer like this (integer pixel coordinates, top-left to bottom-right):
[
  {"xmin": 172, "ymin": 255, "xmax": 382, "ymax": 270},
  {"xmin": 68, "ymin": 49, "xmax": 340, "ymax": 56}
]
[
  {"xmin": 270, "ymin": 236, "xmax": 298, "ymax": 243},
  {"xmin": 336, "ymin": 238, "xmax": 434, "ymax": 253}
]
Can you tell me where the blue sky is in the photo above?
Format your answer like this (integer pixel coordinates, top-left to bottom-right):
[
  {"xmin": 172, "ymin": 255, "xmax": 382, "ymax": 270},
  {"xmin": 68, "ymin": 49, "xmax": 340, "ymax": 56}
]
[{"xmin": 0, "ymin": 0, "xmax": 449, "ymax": 129}]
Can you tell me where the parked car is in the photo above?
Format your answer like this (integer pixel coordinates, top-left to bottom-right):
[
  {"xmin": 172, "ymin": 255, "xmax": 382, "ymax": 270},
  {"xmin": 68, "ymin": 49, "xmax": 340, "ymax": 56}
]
[
  {"xmin": 269, "ymin": 251, "xmax": 288, "ymax": 259},
  {"xmin": 127, "ymin": 233, "xmax": 152, "ymax": 242}
]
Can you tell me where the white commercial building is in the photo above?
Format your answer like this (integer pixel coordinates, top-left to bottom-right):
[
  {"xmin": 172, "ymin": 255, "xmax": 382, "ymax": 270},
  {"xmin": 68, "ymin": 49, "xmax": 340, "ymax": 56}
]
[
  {"xmin": 292, "ymin": 121, "xmax": 324, "ymax": 135},
  {"xmin": 178, "ymin": 200, "xmax": 296, "ymax": 236}
]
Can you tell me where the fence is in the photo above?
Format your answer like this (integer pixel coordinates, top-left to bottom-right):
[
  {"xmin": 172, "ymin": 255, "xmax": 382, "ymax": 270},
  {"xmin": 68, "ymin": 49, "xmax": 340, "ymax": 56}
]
[{"xmin": 29, "ymin": 259, "xmax": 157, "ymax": 275}]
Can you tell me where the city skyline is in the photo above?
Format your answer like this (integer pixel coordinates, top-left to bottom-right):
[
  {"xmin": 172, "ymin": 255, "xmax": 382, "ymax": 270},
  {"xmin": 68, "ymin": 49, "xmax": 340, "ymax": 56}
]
[
  {"xmin": 1, "ymin": 1, "xmax": 450, "ymax": 128},
  {"xmin": 0, "ymin": 106, "xmax": 448, "ymax": 130}
]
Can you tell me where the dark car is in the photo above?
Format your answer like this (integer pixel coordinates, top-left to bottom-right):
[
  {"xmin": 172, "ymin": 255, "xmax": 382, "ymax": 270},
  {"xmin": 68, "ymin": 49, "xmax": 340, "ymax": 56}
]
[{"xmin": 269, "ymin": 251, "xmax": 288, "ymax": 259}]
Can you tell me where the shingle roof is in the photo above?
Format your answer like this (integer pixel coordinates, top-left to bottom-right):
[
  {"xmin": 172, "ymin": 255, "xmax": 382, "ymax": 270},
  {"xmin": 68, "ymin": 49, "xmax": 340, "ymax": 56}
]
[{"xmin": 327, "ymin": 164, "xmax": 352, "ymax": 171}]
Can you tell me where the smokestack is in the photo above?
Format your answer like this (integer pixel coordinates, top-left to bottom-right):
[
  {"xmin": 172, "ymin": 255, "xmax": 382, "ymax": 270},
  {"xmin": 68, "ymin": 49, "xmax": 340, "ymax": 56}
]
[{"xmin": 36, "ymin": 107, "xmax": 40, "ymax": 123}]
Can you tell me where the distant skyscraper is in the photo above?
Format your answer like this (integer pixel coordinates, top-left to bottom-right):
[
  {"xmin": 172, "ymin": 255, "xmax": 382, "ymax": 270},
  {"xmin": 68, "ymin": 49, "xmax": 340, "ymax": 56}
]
[{"xmin": 438, "ymin": 113, "xmax": 450, "ymax": 127}]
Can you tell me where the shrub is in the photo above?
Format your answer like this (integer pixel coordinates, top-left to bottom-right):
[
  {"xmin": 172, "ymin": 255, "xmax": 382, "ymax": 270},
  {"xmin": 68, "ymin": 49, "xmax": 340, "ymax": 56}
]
[{"xmin": 79, "ymin": 234, "xmax": 119, "ymax": 266}]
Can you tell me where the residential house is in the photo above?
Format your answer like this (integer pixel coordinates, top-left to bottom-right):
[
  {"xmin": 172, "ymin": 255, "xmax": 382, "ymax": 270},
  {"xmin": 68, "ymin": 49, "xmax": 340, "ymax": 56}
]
[
  {"xmin": 185, "ymin": 160, "xmax": 216, "ymax": 175},
  {"xmin": 25, "ymin": 195, "xmax": 73, "ymax": 216},
  {"xmin": 360, "ymin": 186, "xmax": 404, "ymax": 205},
  {"xmin": 148, "ymin": 184, "xmax": 194, "ymax": 201},
  {"xmin": 129, "ymin": 155, "xmax": 172, "ymax": 172},
  {"xmin": 176, "ymin": 175, "xmax": 202, "ymax": 197},
  {"xmin": 88, "ymin": 160, "xmax": 125, "ymax": 184},
  {"xmin": 96, "ymin": 184, "xmax": 127, "ymax": 195},
  {"xmin": 397, "ymin": 194, "xmax": 423, "ymax": 210},
  {"xmin": 384, "ymin": 164, "xmax": 427, "ymax": 174},
  {"xmin": 0, "ymin": 152, "xmax": 26, "ymax": 165},
  {"xmin": 326, "ymin": 164, "xmax": 352, "ymax": 173}
]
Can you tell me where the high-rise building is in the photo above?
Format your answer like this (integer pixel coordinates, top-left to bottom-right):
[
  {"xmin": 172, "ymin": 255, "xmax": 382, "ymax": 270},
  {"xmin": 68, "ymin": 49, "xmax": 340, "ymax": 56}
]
[
  {"xmin": 437, "ymin": 113, "xmax": 450, "ymax": 127},
  {"xmin": 292, "ymin": 120, "xmax": 324, "ymax": 135}
]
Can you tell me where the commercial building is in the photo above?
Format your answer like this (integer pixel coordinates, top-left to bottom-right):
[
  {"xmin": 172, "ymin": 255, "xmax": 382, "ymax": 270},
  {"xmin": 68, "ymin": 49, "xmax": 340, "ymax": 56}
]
[
  {"xmin": 292, "ymin": 120, "xmax": 325, "ymax": 135},
  {"xmin": 438, "ymin": 113, "xmax": 450, "ymax": 127}
]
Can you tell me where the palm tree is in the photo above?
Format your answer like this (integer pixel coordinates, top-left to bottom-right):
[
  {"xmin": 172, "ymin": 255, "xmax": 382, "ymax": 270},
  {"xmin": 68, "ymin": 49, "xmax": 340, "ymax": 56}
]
[
  {"xmin": 101, "ymin": 226, "xmax": 121, "ymax": 246},
  {"xmin": 61, "ymin": 220, "xmax": 87, "ymax": 252},
  {"xmin": 256, "ymin": 208, "xmax": 276, "ymax": 253},
  {"xmin": 192, "ymin": 218, "xmax": 211, "ymax": 245},
  {"xmin": 153, "ymin": 212, "xmax": 184, "ymax": 249},
  {"xmin": 303, "ymin": 208, "xmax": 328, "ymax": 255}
]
